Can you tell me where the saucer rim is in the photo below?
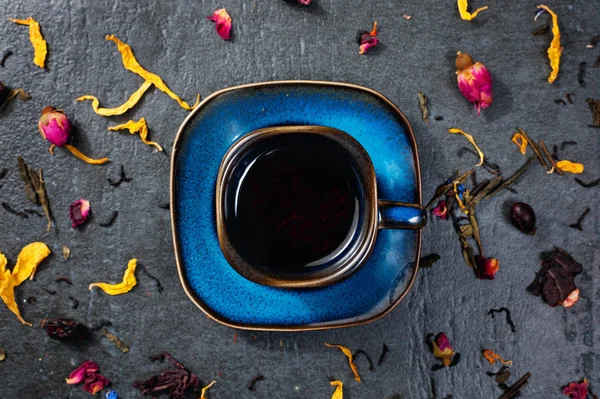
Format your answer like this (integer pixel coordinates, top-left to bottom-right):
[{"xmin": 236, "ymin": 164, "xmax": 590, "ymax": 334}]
[{"xmin": 170, "ymin": 80, "xmax": 423, "ymax": 331}]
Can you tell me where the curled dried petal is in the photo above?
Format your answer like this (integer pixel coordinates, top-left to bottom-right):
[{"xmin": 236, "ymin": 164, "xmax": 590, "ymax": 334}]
[
  {"xmin": 83, "ymin": 373, "xmax": 110, "ymax": 394},
  {"xmin": 325, "ymin": 344, "xmax": 360, "ymax": 382},
  {"xmin": 105, "ymin": 35, "xmax": 200, "ymax": 110},
  {"xmin": 200, "ymin": 381, "xmax": 216, "ymax": 399},
  {"xmin": 563, "ymin": 378, "xmax": 588, "ymax": 399},
  {"xmin": 448, "ymin": 128, "xmax": 484, "ymax": 166},
  {"xmin": 108, "ymin": 118, "xmax": 162, "ymax": 151},
  {"xmin": 457, "ymin": 0, "xmax": 488, "ymax": 21},
  {"xmin": 536, "ymin": 5, "xmax": 562, "ymax": 83},
  {"xmin": 330, "ymin": 380, "xmax": 343, "ymax": 399},
  {"xmin": 432, "ymin": 200, "xmax": 449, "ymax": 220},
  {"xmin": 76, "ymin": 80, "xmax": 153, "ymax": 116},
  {"xmin": 206, "ymin": 9, "xmax": 232, "ymax": 40},
  {"xmin": 556, "ymin": 160, "xmax": 584, "ymax": 174},
  {"xmin": 63, "ymin": 145, "xmax": 110, "ymax": 165},
  {"xmin": 512, "ymin": 133, "xmax": 528, "ymax": 154},
  {"xmin": 11, "ymin": 242, "xmax": 51, "ymax": 284},
  {"xmin": 561, "ymin": 288, "xmax": 580, "ymax": 308},
  {"xmin": 89, "ymin": 258, "xmax": 137, "ymax": 295},
  {"xmin": 66, "ymin": 361, "xmax": 99, "ymax": 384},
  {"xmin": 358, "ymin": 22, "xmax": 379, "ymax": 55},
  {"xmin": 8, "ymin": 17, "xmax": 47, "ymax": 68},
  {"xmin": 431, "ymin": 333, "xmax": 455, "ymax": 367},
  {"xmin": 482, "ymin": 349, "xmax": 512, "ymax": 365},
  {"xmin": 69, "ymin": 199, "xmax": 90, "ymax": 229}
]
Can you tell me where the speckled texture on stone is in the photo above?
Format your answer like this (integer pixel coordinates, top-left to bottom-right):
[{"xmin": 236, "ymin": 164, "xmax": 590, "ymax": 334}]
[{"xmin": 0, "ymin": 1, "xmax": 598, "ymax": 398}]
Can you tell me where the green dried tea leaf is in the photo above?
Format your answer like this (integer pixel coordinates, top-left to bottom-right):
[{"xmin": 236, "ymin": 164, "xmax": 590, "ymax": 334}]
[
  {"xmin": 17, "ymin": 157, "xmax": 52, "ymax": 231},
  {"xmin": 102, "ymin": 329, "xmax": 129, "ymax": 353}
]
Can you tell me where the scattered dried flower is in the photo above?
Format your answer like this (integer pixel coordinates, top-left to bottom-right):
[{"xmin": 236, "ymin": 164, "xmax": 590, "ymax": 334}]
[
  {"xmin": 358, "ymin": 22, "xmax": 379, "ymax": 55},
  {"xmin": 448, "ymin": 128, "xmax": 484, "ymax": 165},
  {"xmin": 76, "ymin": 80, "xmax": 153, "ymax": 116},
  {"xmin": 511, "ymin": 133, "xmax": 528, "ymax": 154},
  {"xmin": 324, "ymin": 343, "xmax": 361, "ymax": 382},
  {"xmin": 403, "ymin": 14, "xmax": 412, "ymax": 20},
  {"xmin": 535, "ymin": 5, "xmax": 562, "ymax": 83},
  {"xmin": 108, "ymin": 118, "xmax": 162, "ymax": 151},
  {"xmin": 457, "ymin": 0, "xmax": 488, "ymax": 21},
  {"xmin": 556, "ymin": 160, "xmax": 584, "ymax": 174},
  {"xmin": 455, "ymin": 52, "xmax": 492, "ymax": 115},
  {"xmin": 89, "ymin": 258, "xmax": 137, "ymax": 296},
  {"xmin": 206, "ymin": 9, "xmax": 232, "ymax": 40},
  {"xmin": 563, "ymin": 378, "xmax": 588, "ymax": 399},
  {"xmin": 200, "ymin": 381, "xmax": 216, "ymax": 399},
  {"xmin": 66, "ymin": 361, "xmax": 99, "ymax": 384},
  {"xmin": 474, "ymin": 255, "xmax": 499, "ymax": 280},
  {"xmin": 133, "ymin": 351, "xmax": 200, "ymax": 399},
  {"xmin": 41, "ymin": 318, "xmax": 90, "ymax": 340},
  {"xmin": 66, "ymin": 360, "xmax": 110, "ymax": 395},
  {"xmin": 561, "ymin": 288, "xmax": 580, "ymax": 308},
  {"xmin": 528, "ymin": 248, "xmax": 582, "ymax": 307},
  {"xmin": 38, "ymin": 106, "xmax": 110, "ymax": 164},
  {"xmin": 426, "ymin": 333, "xmax": 460, "ymax": 370},
  {"xmin": 69, "ymin": 199, "xmax": 90, "ymax": 229},
  {"xmin": 330, "ymin": 380, "xmax": 343, "ymax": 399},
  {"xmin": 0, "ymin": 242, "xmax": 51, "ymax": 325},
  {"xmin": 297, "ymin": 0, "xmax": 311, "ymax": 4},
  {"xmin": 8, "ymin": 17, "xmax": 47, "ymax": 68},
  {"xmin": 432, "ymin": 200, "xmax": 449, "ymax": 220},
  {"xmin": 482, "ymin": 349, "xmax": 512, "ymax": 365},
  {"xmin": 510, "ymin": 202, "xmax": 536, "ymax": 235}
]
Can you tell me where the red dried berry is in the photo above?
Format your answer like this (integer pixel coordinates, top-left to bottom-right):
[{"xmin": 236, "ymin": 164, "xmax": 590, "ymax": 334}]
[{"xmin": 510, "ymin": 202, "xmax": 536, "ymax": 235}]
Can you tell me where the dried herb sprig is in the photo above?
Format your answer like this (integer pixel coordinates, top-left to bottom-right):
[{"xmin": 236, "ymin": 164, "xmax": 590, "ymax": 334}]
[
  {"xmin": 487, "ymin": 308, "xmax": 516, "ymax": 333},
  {"xmin": 569, "ymin": 208, "xmax": 590, "ymax": 231},
  {"xmin": 17, "ymin": 157, "xmax": 52, "ymax": 231}
]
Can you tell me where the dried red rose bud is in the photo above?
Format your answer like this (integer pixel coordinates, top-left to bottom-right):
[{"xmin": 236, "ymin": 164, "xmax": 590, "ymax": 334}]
[
  {"xmin": 474, "ymin": 255, "xmax": 500, "ymax": 280},
  {"xmin": 69, "ymin": 199, "xmax": 90, "ymax": 229},
  {"xmin": 38, "ymin": 106, "xmax": 71, "ymax": 147},
  {"xmin": 41, "ymin": 318, "xmax": 90, "ymax": 341},
  {"xmin": 510, "ymin": 202, "xmax": 536, "ymax": 235}
]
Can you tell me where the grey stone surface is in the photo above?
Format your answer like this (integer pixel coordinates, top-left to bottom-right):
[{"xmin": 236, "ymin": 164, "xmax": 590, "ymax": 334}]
[{"xmin": 0, "ymin": 0, "xmax": 598, "ymax": 398}]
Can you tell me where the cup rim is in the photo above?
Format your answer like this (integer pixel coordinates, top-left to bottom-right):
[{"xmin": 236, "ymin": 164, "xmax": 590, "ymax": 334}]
[
  {"xmin": 215, "ymin": 125, "xmax": 379, "ymax": 288},
  {"xmin": 170, "ymin": 80, "xmax": 423, "ymax": 332}
]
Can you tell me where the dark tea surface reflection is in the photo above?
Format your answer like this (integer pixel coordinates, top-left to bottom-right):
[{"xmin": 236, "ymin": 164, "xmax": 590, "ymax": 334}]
[{"xmin": 225, "ymin": 134, "xmax": 360, "ymax": 274}]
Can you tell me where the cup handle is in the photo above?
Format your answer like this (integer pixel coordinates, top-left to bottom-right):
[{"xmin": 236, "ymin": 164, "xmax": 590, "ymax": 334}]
[{"xmin": 378, "ymin": 200, "xmax": 427, "ymax": 230}]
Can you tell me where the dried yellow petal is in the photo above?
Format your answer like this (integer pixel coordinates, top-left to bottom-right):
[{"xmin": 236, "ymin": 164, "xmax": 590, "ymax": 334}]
[
  {"xmin": 76, "ymin": 80, "xmax": 153, "ymax": 116},
  {"xmin": 64, "ymin": 145, "xmax": 110, "ymax": 165},
  {"xmin": 108, "ymin": 118, "xmax": 163, "ymax": 151},
  {"xmin": 330, "ymin": 380, "xmax": 343, "ymax": 399},
  {"xmin": 11, "ymin": 242, "xmax": 51, "ymax": 284},
  {"xmin": 0, "ymin": 271, "xmax": 30, "ymax": 326},
  {"xmin": 8, "ymin": 17, "xmax": 47, "ymax": 68},
  {"xmin": 325, "ymin": 343, "xmax": 360, "ymax": 382},
  {"xmin": 89, "ymin": 258, "xmax": 137, "ymax": 295},
  {"xmin": 482, "ymin": 349, "xmax": 513, "ymax": 365},
  {"xmin": 511, "ymin": 133, "xmax": 528, "ymax": 154},
  {"xmin": 199, "ymin": 381, "xmax": 216, "ymax": 399},
  {"xmin": 556, "ymin": 160, "xmax": 584, "ymax": 174},
  {"xmin": 105, "ymin": 35, "xmax": 200, "ymax": 110},
  {"xmin": 536, "ymin": 5, "xmax": 562, "ymax": 83},
  {"xmin": 457, "ymin": 0, "xmax": 488, "ymax": 21},
  {"xmin": 448, "ymin": 128, "xmax": 484, "ymax": 166}
]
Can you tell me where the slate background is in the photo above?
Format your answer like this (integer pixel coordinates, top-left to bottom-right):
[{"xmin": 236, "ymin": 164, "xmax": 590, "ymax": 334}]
[{"xmin": 0, "ymin": 1, "xmax": 598, "ymax": 398}]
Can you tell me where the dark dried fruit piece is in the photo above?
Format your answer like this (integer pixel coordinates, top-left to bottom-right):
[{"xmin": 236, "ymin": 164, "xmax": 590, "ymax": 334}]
[
  {"xmin": 40, "ymin": 318, "xmax": 90, "ymax": 341},
  {"xmin": 510, "ymin": 202, "xmax": 536, "ymax": 235}
]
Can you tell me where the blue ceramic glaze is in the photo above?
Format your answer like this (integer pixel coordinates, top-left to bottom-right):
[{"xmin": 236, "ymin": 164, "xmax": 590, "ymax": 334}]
[{"xmin": 172, "ymin": 82, "xmax": 422, "ymax": 330}]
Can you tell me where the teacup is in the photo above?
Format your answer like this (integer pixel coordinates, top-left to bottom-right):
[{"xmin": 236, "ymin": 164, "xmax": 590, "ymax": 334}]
[{"xmin": 216, "ymin": 125, "xmax": 426, "ymax": 288}]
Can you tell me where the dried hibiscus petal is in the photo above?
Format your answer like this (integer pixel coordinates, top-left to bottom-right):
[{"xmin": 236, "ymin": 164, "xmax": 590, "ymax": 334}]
[
  {"xmin": 89, "ymin": 258, "xmax": 137, "ymax": 295},
  {"xmin": 206, "ymin": 9, "xmax": 232, "ymax": 40},
  {"xmin": 133, "ymin": 352, "xmax": 200, "ymax": 399},
  {"xmin": 358, "ymin": 22, "xmax": 379, "ymax": 55},
  {"xmin": 69, "ymin": 199, "xmax": 90, "ymax": 229},
  {"xmin": 563, "ymin": 378, "xmax": 588, "ymax": 399},
  {"xmin": 8, "ymin": 17, "xmax": 47, "ymax": 68},
  {"xmin": 41, "ymin": 318, "xmax": 90, "ymax": 340}
]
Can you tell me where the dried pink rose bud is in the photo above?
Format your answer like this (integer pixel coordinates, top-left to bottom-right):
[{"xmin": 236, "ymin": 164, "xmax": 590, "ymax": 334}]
[
  {"xmin": 206, "ymin": 8, "xmax": 232, "ymax": 40},
  {"xmin": 456, "ymin": 52, "xmax": 493, "ymax": 115},
  {"xmin": 69, "ymin": 199, "xmax": 90, "ymax": 229},
  {"xmin": 38, "ymin": 106, "xmax": 70, "ymax": 147}
]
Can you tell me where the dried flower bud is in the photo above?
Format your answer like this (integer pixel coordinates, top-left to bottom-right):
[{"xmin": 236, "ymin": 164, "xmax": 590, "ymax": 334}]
[
  {"xmin": 474, "ymin": 256, "xmax": 499, "ymax": 280},
  {"xmin": 206, "ymin": 9, "xmax": 232, "ymax": 40},
  {"xmin": 69, "ymin": 199, "xmax": 90, "ymax": 229},
  {"xmin": 41, "ymin": 318, "xmax": 90, "ymax": 340},
  {"xmin": 563, "ymin": 378, "xmax": 588, "ymax": 399},
  {"xmin": 38, "ymin": 106, "xmax": 70, "ymax": 147},
  {"xmin": 358, "ymin": 22, "xmax": 379, "ymax": 54},
  {"xmin": 432, "ymin": 200, "xmax": 449, "ymax": 220},
  {"xmin": 456, "ymin": 52, "xmax": 493, "ymax": 115},
  {"xmin": 510, "ymin": 202, "xmax": 536, "ymax": 235}
]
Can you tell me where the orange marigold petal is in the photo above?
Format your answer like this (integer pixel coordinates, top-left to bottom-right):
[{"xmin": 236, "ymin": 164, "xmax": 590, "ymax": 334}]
[
  {"xmin": 8, "ymin": 17, "xmax": 47, "ymax": 68},
  {"xmin": 89, "ymin": 259, "xmax": 137, "ymax": 295}
]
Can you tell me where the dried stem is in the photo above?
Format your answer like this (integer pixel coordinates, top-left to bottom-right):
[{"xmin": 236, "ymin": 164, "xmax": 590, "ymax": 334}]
[
  {"xmin": 516, "ymin": 128, "xmax": 547, "ymax": 168},
  {"xmin": 486, "ymin": 157, "xmax": 535, "ymax": 199},
  {"xmin": 539, "ymin": 140, "xmax": 563, "ymax": 175}
]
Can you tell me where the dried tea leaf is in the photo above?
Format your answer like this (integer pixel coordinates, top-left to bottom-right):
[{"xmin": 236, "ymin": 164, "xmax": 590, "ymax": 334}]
[
  {"xmin": 0, "ymin": 349, "xmax": 5, "ymax": 361},
  {"xmin": 325, "ymin": 343, "xmax": 361, "ymax": 382},
  {"xmin": 102, "ymin": 329, "xmax": 129, "ymax": 353},
  {"xmin": 76, "ymin": 80, "xmax": 152, "ymax": 116},
  {"xmin": 377, "ymin": 344, "xmax": 389, "ymax": 366},
  {"xmin": 556, "ymin": 160, "xmax": 584, "ymax": 174},
  {"xmin": 535, "ymin": 5, "xmax": 562, "ymax": 83},
  {"xmin": 62, "ymin": 245, "xmax": 70, "ymax": 260},
  {"xmin": 587, "ymin": 99, "xmax": 600, "ymax": 128},
  {"xmin": 448, "ymin": 128, "xmax": 484, "ymax": 166},
  {"xmin": 420, "ymin": 253, "xmax": 441, "ymax": 268},
  {"xmin": 457, "ymin": 0, "xmax": 488, "ymax": 21},
  {"xmin": 17, "ymin": 157, "xmax": 52, "ymax": 231},
  {"xmin": 482, "ymin": 349, "xmax": 512, "ymax": 365},
  {"xmin": 330, "ymin": 380, "xmax": 343, "ymax": 399},
  {"xmin": 89, "ymin": 258, "xmax": 137, "ymax": 295},
  {"xmin": 200, "ymin": 381, "xmax": 216, "ymax": 399},
  {"xmin": 487, "ymin": 308, "xmax": 516, "ymax": 332},
  {"xmin": 105, "ymin": 35, "xmax": 200, "ymax": 110},
  {"xmin": 8, "ymin": 17, "xmax": 47, "ymax": 68},
  {"xmin": 418, "ymin": 91, "xmax": 429, "ymax": 124},
  {"xmin": 108, "ymin": 118, "xmax": 162, "ymax": 151}
]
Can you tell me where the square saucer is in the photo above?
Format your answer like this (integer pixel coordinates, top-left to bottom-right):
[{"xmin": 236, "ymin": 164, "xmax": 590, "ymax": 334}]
[{"xmin": 170, "ymin": 81, "xmax": 422, "ymax": 331}]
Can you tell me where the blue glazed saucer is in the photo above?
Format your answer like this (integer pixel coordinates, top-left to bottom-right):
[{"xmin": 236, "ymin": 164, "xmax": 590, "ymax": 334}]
[{"xmin": 170, "ymin": 81, "xmax": 423, "ymax": 331}]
